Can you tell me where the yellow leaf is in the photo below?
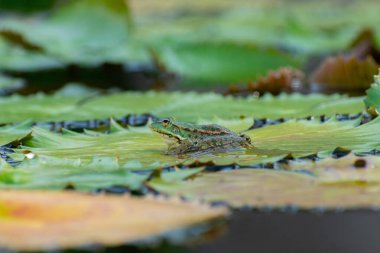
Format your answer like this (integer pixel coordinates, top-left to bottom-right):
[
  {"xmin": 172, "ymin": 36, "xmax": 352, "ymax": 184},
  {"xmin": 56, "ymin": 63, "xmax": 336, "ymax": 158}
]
[{"xmin": 0, "ymin": 190, "xmax": 228, "ymax": 251}]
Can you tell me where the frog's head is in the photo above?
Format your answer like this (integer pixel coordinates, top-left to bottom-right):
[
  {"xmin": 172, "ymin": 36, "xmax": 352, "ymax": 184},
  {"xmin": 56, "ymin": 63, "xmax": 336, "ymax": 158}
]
[{"xmin": 149, "ymin": 118, "xmax": 185, "ymax": 142}]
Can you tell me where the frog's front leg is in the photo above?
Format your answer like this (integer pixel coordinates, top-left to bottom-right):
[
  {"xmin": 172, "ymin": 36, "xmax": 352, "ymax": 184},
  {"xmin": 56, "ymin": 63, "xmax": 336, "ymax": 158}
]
[{"xmin": 166, "ymin": 139, "xmax": 195, "ymax": 155}]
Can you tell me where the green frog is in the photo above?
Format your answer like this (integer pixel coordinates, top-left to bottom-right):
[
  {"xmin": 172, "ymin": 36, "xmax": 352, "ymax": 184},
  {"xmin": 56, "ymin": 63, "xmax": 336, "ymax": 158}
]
[{"xmin": 150, "ymin": 118, "xmax": 252, "ymax": 155}]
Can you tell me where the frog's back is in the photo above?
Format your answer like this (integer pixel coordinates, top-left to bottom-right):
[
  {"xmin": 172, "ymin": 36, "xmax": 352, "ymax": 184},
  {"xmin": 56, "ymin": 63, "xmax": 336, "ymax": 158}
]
[
  {"xmin": 181, "ymin": 122, "xmax": 233, "ymax": 135},
  {"xmin": 200, "ymin": 124, "xmax": 234, "ymax": 134}
]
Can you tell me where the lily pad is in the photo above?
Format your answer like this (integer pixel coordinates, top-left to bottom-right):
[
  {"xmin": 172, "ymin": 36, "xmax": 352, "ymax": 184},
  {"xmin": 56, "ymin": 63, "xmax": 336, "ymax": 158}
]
[
  {"xmin": 0, "ymin": 121, "xmax": 31, "ymax": 146},
  {"xmin": 364, "ymin": 70, "xmax": 380, "ymax": 113},
  {"xmin": 132, "ymin": 0, "xmax": 380, "ymax": 56},
  {"xmin": 154, "ymin": 41, "xmax": 301, "ymax": 83},
  {"xmin": 0, "ymin": 157, "xmax": 149, "ymax": 191},
  {"xmin": 0, "ymin": 0, "xmax": 144, "ymax": 66},
  {"xmin": 0, "ymin": 37, "xmax": 63, "ymax": 71},
  {"xmin": 0, "ymin": 73, "xmax": 24, "ymax": 96},
  {"xmin": 284, "ymin": 153, "xmax": 380, "ymax": 184},
  {"xmin": 251, "ymin": 117, "xmax": 380, "ymax": 156},
  {"xmin": 0, "ymin": 91, "xmax": 364, "ymax": 124},
  {"xmin": 149, "ymin": 168, "xmax": 380, "ymax": 210},
  {"xmin": 0, "ymin": 190, "xmax": 228, "ymax": 251},
  {"xmin": 310, "ymin": 55, "xmax": 378, "ymax": 93},
  {"xmin": 11, "ymin": 117, "xmax": 380, "ymax": 173},
  {"xmin": 16, "ymin": 119, "xmax": 279, "ymax": 170}
]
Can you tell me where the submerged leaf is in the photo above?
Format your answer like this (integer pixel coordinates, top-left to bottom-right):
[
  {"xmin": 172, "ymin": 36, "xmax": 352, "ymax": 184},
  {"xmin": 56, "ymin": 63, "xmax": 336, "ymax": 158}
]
[{"xmin": 0, "ymin": 190, "xmax": 228, "ymax": 251}]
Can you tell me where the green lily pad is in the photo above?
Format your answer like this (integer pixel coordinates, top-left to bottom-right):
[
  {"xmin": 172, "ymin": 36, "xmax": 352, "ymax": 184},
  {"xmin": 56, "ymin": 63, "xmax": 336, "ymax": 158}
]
[
  {"xmin": 16, "ymin": 119, "xmax": 278, "ymax": 170},
  {"xmin": 0, "ymin": 73, "xmax": 24, "ymax": 95},
  {"xmin": 0, "ymin": 157, "xmax": 149, "ymax": 191},
  {"xmin": 0, "ymin": 37, "xmax": 63, "ymax": 71},
  {"xmin": 0, "ymin": 91, "xmax": 364, "ymax": 124},
  {"xmin": 154, "ymin": 41, "xmax": 301, "ymax": 83},
  {"xmin": 11, "ymin": 117, "xmax": 380, "ymax": 172},
  {"xmin": 132, "ymin": 1, "xmax": 380, "ymax": 55},
  {"xmin": 0, "ymin": 0, "xmax": 145, "ymax": 66},
  {"xmin": 149, "ymin": 168, "xmax": 380, "ymax": 210},
  {"xmin": 364, "ymin": 70, "xmax": 380, "ymax": 113},
  {"xmin": 0, "ymin": 121, "xmax": 31, "ymax": 146},
  {"xmin": 251, "ymin": 117, "xmax": 380, "ymax": 156}
]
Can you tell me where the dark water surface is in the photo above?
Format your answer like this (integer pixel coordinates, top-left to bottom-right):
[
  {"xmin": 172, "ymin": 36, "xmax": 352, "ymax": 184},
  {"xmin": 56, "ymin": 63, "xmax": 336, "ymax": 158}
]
[{"xmin": 192, "ymin": 210, "xmax": 380, "ymax": 253}]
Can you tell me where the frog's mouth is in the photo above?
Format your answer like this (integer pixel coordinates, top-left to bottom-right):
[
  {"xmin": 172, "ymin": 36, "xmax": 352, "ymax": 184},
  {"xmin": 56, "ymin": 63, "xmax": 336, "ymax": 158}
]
[{"xmin": 152, "ymin": 129, "xmax": 181, "ymax": 144}]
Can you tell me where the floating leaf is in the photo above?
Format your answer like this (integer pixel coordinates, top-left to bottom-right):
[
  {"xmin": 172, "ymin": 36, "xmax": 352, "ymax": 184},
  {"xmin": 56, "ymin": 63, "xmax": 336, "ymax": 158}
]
[
  {"xmin": 252, "ymin": 117, "xmax": 380, "ymax": 156},
  {"xmin": 0, "ymin": 91, "xmax": 364, "ymax": 124},
  {"xmin": 0, "ymin": 73, "xmax": 24, "ymax": 96},
  {"xmin": 132, "ymin": 1, "xmax": 380, "ymax": 55},
  {"xmin": 0, "ymin": 37, "xmax": 63, "ymax": 71},
  {"xmin": 0, "ymin": 190, "xmax": 228, "ymax": 251},
  {"xmin": 11, "ymin": 117, "xmax": 380, "ymax": 173},
  {"xmin": 0, "ymin": 121, "xmax": 31, "ymax": 146},
  {"xmin": 364, "ymin": 70, "xmax": 380, "ymax": 113},
  {"xmin": 285, "ymin": 153, "xmax": 380, "ymax": 184},
  {"xmin": 0, "ymin": 157, "xmax": 149, "ymax": 191},
  {"xmin": 149, "ymin": 168, "xmax": 380, "ymax": 209},
  {"xmin": 0, "ymin": 0, "xmax": 144, "ymax": 66},
  {"xmin": 155, "ymin": 41, "xmax": 301, "ymax": 83},
  {"xmin": 16, "ymin": 120, "xmax": 280, "ymax": 171}
]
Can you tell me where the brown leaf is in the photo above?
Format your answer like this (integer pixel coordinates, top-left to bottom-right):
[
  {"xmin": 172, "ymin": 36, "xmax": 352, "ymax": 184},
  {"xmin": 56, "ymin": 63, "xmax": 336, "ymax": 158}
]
[
  {"xmin": 310, "ymin": 54, "xmax": 378, "ymax": 93},
  {"xmin": 0, "ymin": 190, "xmax": 228, "ymax": 251},
  {"xmin": 226, "ymin": 67, "xmax": 305, "ymax": 96},
  {"xmin": 348, "ymin": 28, "xmax": 380, "ymax": 63}
]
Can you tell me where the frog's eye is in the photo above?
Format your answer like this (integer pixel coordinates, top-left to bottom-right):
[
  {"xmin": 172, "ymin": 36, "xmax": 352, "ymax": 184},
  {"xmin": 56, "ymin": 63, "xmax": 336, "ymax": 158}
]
[
  {"xmin": 240, "ymin": 134, "xmax": 251, "ymax": 143},
  {"xmin": 162, "ymin": 119, "xmax": 170, "ymax": 127}
]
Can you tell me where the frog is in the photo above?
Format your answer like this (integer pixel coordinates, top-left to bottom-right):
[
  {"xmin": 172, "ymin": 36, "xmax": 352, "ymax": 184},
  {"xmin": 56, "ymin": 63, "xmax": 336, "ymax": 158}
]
[{"xmin": 149, "ymin": 118, "xmax": 252, "ymax": 155}]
